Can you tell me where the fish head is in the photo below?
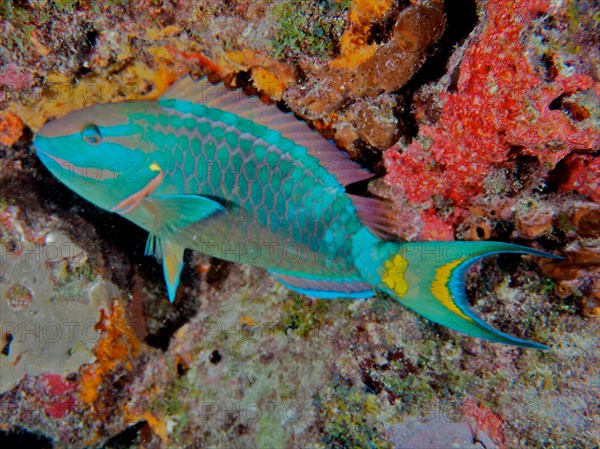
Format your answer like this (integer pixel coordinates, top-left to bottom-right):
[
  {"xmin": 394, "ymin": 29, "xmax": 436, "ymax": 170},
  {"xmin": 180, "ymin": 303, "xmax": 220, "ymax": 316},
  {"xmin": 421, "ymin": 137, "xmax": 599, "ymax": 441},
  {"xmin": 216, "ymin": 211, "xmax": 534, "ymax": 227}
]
[{"xmin": 34, "ymin": 101, "xmax": 165, "ymax": 212}]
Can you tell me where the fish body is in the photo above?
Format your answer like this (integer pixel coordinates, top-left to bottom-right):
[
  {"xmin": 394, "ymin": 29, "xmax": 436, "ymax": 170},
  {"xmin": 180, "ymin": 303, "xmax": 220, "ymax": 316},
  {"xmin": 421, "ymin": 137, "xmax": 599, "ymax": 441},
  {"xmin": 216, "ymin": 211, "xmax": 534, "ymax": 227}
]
[{"xmin": 34, "ymin": 77, "xmax": 559, "ymax": 349}]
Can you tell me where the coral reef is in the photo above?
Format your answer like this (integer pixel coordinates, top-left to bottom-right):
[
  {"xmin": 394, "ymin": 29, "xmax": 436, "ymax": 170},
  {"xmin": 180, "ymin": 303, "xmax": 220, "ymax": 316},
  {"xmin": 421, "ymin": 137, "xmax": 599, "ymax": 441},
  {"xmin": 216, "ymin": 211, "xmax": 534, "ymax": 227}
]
[
  {"xmin": 384, "ymin": 0, "xmax": 599, "ymax": 234},
  {"xmin": 1, "ymin": 0, "xmax": 599, "ymax": 448}
]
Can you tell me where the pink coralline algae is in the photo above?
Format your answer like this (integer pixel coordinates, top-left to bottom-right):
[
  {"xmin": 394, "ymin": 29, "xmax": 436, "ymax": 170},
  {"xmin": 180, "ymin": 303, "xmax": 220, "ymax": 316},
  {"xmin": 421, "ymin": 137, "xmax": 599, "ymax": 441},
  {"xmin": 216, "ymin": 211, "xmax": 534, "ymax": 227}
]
[
  {"xmin": 559, "ymin": 154, "xmax": 600, "ymax": 203},
  {"xmin": 418, "ymin": 209, "xmax": 455, "ymax": 241},
  {"xmin": 40, "ymin": 373, "xmax": 78, "ymax": 419},
  {"xmin": 384, "ymin": 0, "xmax": 599, "ymax": 234},
  {"xmin": 0, "ymin": 63, "xmax": 34, "ymax": 92},
  {"xmin": 463, "ymin": 398, "xmax": 506, "ymax": 449}
]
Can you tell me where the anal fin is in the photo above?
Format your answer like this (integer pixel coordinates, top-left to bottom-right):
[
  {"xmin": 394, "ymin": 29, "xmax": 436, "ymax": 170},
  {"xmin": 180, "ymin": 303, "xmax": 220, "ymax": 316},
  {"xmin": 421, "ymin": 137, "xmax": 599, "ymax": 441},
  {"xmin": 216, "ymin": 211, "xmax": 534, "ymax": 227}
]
[{"xmin": 270, "ymin": 271, "xmax": 374, "ymax": 299}]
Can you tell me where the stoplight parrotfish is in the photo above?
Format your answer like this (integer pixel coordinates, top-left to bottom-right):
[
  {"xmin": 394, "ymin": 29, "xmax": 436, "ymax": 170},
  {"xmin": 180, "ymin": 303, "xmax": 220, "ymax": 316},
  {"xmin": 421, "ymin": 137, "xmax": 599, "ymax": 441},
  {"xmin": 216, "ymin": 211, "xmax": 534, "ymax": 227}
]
[{"xmin": 34, "ymin": 76, "xmax": 561, "ymax": 349}]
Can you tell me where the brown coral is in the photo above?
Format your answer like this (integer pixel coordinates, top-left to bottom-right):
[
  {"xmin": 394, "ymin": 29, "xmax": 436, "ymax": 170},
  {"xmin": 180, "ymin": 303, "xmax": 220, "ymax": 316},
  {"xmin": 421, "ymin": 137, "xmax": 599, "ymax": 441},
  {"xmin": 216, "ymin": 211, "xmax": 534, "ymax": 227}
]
[
  {"xmin": 281, "ymin": 1, "xmax": 446, "ymax": 153},
  {"xmin": 540, "ymin": 240, "xmax": 600, "ymax": 306},
  {"xmin": 343, "ymin": 95, "xmax": 400, "ymax": 149},
  {"xmin": 514, "ymin": 204, "xmax": 555, "ymax": 239},
  {"xmin": 569, "ymin": 202, "xmax": 600, "ymax": 239},
  {"xmin": 582, "ymin": 286, "xmax": 600, "ymax": 318},
  {"xmin": 463, "ymin": 218, "xmax": 494, "ymax": 241},
  {"xmin": 348, "ymin": 5, "xmax": 445, "ymax": 97},
  {"xmin": 295, "ymin": 2, "xmax": 445, "ymax": 115}
]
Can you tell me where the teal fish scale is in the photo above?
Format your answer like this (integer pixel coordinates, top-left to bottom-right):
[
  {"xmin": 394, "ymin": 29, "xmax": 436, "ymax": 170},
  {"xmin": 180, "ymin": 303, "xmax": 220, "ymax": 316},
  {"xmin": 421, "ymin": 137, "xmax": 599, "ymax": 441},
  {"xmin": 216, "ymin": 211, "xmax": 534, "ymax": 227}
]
[{"xmin": 136, "ymin": 110, "xmax": 361, "ymax": 277}]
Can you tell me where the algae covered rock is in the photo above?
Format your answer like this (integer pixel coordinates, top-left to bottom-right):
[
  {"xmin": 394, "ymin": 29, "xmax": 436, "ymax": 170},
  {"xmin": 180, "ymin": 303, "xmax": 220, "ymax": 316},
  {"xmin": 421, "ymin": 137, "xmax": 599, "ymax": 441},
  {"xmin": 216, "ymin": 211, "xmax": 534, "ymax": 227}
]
[{"xmin": 0, "ymin": 202, "xmax": 116, "ymax": 393}]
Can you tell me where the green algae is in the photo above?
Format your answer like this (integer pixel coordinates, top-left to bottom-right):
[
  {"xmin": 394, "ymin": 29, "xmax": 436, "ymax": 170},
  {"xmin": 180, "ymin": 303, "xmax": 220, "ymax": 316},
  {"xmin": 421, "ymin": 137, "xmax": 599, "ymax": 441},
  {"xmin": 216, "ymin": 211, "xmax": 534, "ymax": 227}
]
[
  {"xmin": 53, "ymin": 0, "xmax": 78, "ymax": 13},
  {"xmin": 281, "ymin": 293, "xmax": 333, "ymax": 338},
  {"xmin": 0, "ymin": 2, "xmax": 35, "ymax": 52},
  {"xmin": 271, "ymin": 0, "xmax": 349, "ymax": 60},
  {"xmin": 320, "ymin": 382, "xmax": 393, "ymax": 449},
  {"xmin": 150, "ymin": 368, "xmax": 195, "ymax": 441}
]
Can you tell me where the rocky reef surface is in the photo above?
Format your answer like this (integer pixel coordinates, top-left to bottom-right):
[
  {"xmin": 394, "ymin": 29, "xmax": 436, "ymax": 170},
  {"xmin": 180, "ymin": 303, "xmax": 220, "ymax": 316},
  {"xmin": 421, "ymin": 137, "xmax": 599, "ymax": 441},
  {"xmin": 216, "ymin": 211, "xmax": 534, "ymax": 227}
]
[{"xmin": 1, "ymin": 0, "xmax": 598, "ymax": 448}]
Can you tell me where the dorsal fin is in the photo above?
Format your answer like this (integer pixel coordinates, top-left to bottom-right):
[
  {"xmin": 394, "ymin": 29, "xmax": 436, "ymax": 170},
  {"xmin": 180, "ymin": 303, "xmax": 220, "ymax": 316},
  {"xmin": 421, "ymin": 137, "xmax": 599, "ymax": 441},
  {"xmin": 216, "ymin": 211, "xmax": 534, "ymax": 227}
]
[{"xmin": 160, "ymin": 76, "xmax": 373, "ymax": 186}]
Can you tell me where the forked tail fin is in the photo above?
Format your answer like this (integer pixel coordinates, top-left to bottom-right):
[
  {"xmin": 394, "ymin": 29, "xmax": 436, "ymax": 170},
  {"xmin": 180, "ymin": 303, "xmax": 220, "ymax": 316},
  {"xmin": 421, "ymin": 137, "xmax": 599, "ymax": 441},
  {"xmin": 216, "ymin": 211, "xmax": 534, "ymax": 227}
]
[{"xmin": 371, "ymin": 241, "xmax": 562, "ymax": 349}]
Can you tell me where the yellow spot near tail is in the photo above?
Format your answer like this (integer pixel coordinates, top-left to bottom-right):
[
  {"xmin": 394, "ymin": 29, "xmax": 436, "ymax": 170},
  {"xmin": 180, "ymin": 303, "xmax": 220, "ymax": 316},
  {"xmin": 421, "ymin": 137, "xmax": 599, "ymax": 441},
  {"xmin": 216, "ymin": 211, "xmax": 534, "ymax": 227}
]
[
  {"xmin": 382, "ymin": 254, "xmax": 409, "ymax": 297},
  {"xmin": 431, "ymin": 258, "xmax": 474, "ymax": 322}
]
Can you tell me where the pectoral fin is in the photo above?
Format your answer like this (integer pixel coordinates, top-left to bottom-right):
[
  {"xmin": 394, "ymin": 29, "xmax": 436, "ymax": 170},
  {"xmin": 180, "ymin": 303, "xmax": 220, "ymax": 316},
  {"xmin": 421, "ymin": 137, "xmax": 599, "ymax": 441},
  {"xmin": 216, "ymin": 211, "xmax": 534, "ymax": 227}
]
[
  {"xmin": 144, "ymin": 194, "xmax": 225, "ymax": 233},
  {"xmin": 143, "ymin": 194, "xmax": 225, "ymax": 302}
]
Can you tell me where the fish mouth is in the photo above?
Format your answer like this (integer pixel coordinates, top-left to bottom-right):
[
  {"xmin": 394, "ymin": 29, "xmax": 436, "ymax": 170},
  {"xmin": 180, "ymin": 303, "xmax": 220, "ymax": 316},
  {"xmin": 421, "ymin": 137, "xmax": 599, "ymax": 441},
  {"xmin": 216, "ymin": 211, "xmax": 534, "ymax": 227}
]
[
  {"xmin": 33, "ymin": 131, "xmax": 52, "ymax": 155},
  {"xmin": 35, "ymin": 147, "xmax": 48, "ymax": 157},
  {"xmin": 34, "ymin": 146, "xmax": 53, "ymax": 165},
  {"xmin": 34, "ymin": 147, "xmax": 72, "ymax": 173},
  {"xmin": 37, "ymin": 149, "xmax": 122, "ymax": 181},
  {"xmin": 34, "ymin": 136, "xmax": 59, "ymax": 163}
]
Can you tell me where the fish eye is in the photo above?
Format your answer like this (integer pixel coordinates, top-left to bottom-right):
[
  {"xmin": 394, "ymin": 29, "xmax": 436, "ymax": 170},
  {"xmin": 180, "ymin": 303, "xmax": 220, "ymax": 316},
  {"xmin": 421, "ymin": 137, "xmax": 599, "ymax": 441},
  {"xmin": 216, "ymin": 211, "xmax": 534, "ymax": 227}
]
[{"xmin": 82, "ymin": 124, "xmax": 102, "ymax": 145}]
